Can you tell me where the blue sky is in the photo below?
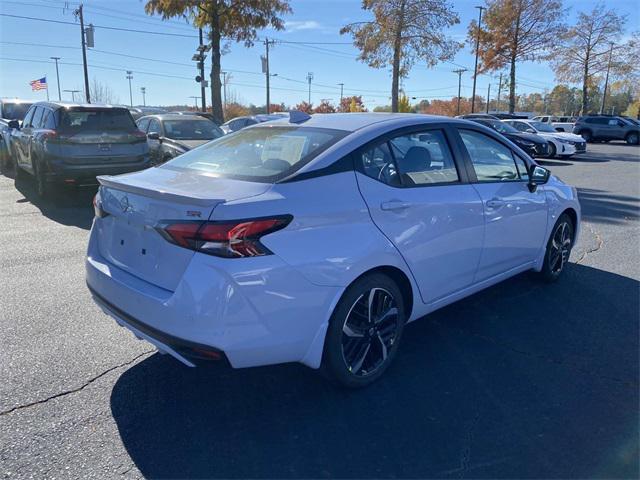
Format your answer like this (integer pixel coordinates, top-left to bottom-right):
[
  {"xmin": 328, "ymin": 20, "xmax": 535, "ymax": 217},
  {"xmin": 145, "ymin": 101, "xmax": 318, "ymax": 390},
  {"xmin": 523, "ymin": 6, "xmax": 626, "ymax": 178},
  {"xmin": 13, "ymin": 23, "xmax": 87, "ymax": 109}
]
[{"xmin": 1, "ymin": 0, "xmax": 638, "ymax": 109}]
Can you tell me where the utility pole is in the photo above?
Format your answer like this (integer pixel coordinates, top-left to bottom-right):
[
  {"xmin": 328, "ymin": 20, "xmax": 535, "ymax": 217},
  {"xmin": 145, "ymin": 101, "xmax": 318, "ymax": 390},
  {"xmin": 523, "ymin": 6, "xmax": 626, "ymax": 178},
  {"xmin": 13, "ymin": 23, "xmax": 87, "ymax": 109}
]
[
  {"xmin": 140, "ymin": 87, "xmax": 146, "ymax": 106},
  {"xmin": 338, "ymin": 83, "xmax": 344, "ymax": 110},
  {"xmin": 306, "ymin": 72, "xmax": 314, "ymax": 104},
  {"xmin": 496, "ymin": 72, "xmax": 503, "ymax": 112},
  {"xmin": 126, "ymin": 71, "xmax": 133, "ymax": 107},
  {"xmin": 471, "ymin": 5, "xmax": 485, "ymax": 113},
  {"xmin": 198, "ymin": 28, "xmax": 207, "ymax": 112},
  {"xmin": 600, "ymin": 42, "xmax": 614, "ymax": 115},
  {"xmin": 453, "ymin": 68, "xmax": 467, "ymax": 115},
  {"xmin": 50, "ymin": 57, "xmax": 62, "ymax": 101},
  {"xmin": 188, "ymin": 96, "xmax": 200, "ymax": 109},
  {"xmin": 74, "ymin": 4, "xmax": 91, "ymax": 103},
  {"xmin": 64, "ymin": 89, "xmax": 80, "ymax": 102},
  {"xmin": 486, "ymin": 83, "xmax": 491, "ymax": 113},
  {"xmin": 262, "ymin": 39, "xmax": 274, "ymax": 114}
]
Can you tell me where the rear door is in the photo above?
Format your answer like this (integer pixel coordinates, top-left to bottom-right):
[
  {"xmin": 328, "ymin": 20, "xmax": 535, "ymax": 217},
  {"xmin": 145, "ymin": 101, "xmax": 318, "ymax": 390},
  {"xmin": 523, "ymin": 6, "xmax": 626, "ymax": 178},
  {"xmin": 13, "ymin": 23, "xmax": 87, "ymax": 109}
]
[
  {"xmin": 355, "ymin": 125, "xmax": 485, "ymax": 304},
  {"xmin": 13, "ymin": 106, "xmax": 35, "ymax": 169},
  {"xmin": 21, "ymin": 106, "xmax": 44, "ymax": 172},
  {"xmin": 456, "ymin": 128, "xmax": 548, "ymax": 281}
]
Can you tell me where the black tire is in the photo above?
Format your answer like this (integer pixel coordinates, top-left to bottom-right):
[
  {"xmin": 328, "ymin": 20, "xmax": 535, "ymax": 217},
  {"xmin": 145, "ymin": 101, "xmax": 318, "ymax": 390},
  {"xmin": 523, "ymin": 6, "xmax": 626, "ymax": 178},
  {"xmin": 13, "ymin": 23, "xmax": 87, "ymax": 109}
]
[
  {"xmin": 626, "ymin": 132, "xmax": 639, "ymax": 145},
  {"xmin": 322, "ymin": 273, "xmax": 406, "ymax": 388},
  {"xmin": 538, "ymin": 213, "xmax": 574, "ymax": 283},
  {"xmin": 33, "ymin": 160, "xmax": 55, "ymax": 200},
  {"xmin": 547, "ymin": 142, "xmax": 556, "ymax": 158},
  {"xmin": 579, "ymin": 130, "xmax": 592, "ymax": 143}
]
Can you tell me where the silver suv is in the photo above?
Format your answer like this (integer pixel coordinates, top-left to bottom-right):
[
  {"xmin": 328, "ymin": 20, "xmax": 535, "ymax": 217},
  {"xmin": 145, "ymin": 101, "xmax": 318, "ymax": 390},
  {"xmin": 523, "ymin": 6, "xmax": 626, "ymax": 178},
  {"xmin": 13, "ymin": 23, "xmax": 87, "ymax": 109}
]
[{"xmin": 573, "ymin": 115, "xmax": 640, "ymax": 145}]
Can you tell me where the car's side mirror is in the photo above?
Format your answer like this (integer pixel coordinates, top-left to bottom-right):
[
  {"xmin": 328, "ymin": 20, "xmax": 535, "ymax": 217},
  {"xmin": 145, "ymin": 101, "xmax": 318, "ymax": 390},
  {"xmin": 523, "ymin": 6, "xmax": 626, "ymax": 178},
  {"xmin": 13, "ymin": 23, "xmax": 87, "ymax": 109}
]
[
  {"xmin": 147, "ymin": 132, "xmax": 161, "ymax": 141},
  {"xmin": 8, "ymin": 120, "xmax": 20, "ymax": 130},
  {"xmin": 528, "ymin": 165, "xmax": 550, "ymax": 192},
  {"xmin": 526, "ymin": 128, "xmax": 536, "ymax": 134}
]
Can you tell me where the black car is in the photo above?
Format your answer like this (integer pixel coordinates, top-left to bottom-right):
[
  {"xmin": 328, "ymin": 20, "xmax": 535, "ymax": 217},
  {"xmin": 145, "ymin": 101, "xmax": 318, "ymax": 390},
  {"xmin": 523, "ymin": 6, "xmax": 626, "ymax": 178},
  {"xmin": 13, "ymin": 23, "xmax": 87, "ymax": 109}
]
[
  {"xmin": 12, "ymin": 102, "xmax": 150, "ymax": 198},
  {"xmin": 136, "ymin": 114, "xmax": 224, "ymax": 164},
  {"xmin": 470, "ymin": 118, "xmax": 549, "ymax": 157}
]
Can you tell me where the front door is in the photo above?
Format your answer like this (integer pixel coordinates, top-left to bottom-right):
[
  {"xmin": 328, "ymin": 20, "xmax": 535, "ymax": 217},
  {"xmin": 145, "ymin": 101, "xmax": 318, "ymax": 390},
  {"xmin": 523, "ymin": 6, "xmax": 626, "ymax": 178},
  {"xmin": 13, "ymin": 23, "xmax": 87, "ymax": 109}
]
[
  {"xmin": 355, "ymin": 127, "xmax": 485, "ymax": 304},
  {"xmin": 456, "ymin": 128, "xmax": 548, "ymax": 281}
]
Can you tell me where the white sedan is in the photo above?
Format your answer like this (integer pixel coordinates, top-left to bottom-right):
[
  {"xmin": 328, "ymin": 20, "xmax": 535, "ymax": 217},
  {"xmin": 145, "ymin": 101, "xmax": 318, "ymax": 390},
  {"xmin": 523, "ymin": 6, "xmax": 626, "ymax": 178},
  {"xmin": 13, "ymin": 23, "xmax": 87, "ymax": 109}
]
[{"xmin": 504, "ymin": 120, "xmax": 586, "ymax": 159}]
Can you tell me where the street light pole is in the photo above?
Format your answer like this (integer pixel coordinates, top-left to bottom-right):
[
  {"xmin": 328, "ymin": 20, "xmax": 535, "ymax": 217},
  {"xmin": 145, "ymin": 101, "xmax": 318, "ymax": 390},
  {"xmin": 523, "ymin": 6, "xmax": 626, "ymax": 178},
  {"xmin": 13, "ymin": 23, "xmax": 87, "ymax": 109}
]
[
  {"xmin": 600, "ymin": 43, "xmax": 614, "ymax": 115},
  {"xmin": 50, "ymin": 57, "xmax": 62, "ymax": 101},
  {"xmin": 140, "ymin": 87, "xmax": 146, "ymax": 106},
  {"xmin": 471, "ymin": 5, "xmax": 485, "ymax": 113},
  {"xmin": 306, "ymin": 72, "xmax": 314, "ymax": 104},
  {"xmin": 126, "ymin": 71, "xmax": 133, "ymax": 107},
  {"xmin": 453, "ymin": 68, "xmax": 467, "ymax": 115},
  {"xmin": 188, "ymin": 96, "xmax": 200, "ymax": 109},
  {"xmin": 64, "ymin": 89, "xmax": 80, "ymax": 102},
  {"xmin": 486, "ymin": 83, "xmax": 491, "ymax": 113},
  {"xmin": 338, "ymin": 83, "xmax": 344, "ymax": 109}
]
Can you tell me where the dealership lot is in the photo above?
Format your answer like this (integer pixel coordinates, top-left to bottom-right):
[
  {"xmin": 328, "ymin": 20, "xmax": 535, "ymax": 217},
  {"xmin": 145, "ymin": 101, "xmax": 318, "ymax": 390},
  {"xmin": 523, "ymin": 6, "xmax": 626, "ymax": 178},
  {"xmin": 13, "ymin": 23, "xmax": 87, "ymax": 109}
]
[{"xmin": 0, "ymin": 143, "xmax": 638, "ymax": 478}]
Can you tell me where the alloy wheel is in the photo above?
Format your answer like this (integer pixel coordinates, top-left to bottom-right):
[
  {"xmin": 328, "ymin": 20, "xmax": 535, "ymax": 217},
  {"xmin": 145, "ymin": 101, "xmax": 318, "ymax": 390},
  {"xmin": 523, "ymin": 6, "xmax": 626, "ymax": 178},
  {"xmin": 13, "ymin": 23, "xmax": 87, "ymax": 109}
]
[
  {"xmin": 341, "ymin": 287, "xmax": 400, "ymax": 377},
  {"xmin": 549, "ymin": 221, "xmax": 571, "ymax": 274}
]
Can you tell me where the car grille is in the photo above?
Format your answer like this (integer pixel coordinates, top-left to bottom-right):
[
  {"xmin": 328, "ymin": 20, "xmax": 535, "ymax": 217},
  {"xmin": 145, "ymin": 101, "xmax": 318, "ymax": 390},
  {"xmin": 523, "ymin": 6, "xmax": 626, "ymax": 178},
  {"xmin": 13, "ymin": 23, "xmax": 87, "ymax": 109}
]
[{"xmin": 573, "ymin": 141, "xmax": 586, "ymax": 152}]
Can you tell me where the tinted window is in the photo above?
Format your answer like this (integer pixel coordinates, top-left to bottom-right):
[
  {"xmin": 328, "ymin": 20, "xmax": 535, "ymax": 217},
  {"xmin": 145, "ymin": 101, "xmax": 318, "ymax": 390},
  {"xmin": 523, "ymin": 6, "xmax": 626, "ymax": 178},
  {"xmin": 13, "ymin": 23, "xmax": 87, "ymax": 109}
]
[
  {"xmin": 30, "ymin": 107, "xmax": 45, "ymax": 129},
  {"xmin": 388, "ymin": 130, "xmax": 459, "ymax": 185},
  {"xmin": 460, "ymin": 129, "xmax": 519, "ymax": 182},
  {"xmin": 43, "ymin": 110, "xmax": 56, "ymax": 129},
  {"xmin": 587, "ymin": 117, "xmax": 608, "ymax": 125},
  {"xmin": 148, "ymin": 119, "xmax": 162, "ymax": 135},
  {"xmin": 2, "ymin": 102, "xmax": 32, "ymax": 120},
  {"xmin": 136, "ymin": 117, "xmax": 151, "ymax": 133},
  {"xmin": 58, "ymin": 108, "xmax": 137, "ymax": 133},
  {"xmin": 21, "ymin": 107, "xmax": 35, "ymax": 127},
  {"xmin": 514, "ymin": 156, "xmax": 529, "ymax": 180},
  {"xmin": 509, "ymin": 121, "xmax": 529, "ymax": 132},
  {"xmin": 163, "ymin": 119, "xmax": 224, "ymax": 140},
  {"xmin": 164, "ymin": 126, "xmax": 346, "ymax": 182},
  {"xmin": 360, "ymin": 141, "xmax": 399, "ymax": 186}
]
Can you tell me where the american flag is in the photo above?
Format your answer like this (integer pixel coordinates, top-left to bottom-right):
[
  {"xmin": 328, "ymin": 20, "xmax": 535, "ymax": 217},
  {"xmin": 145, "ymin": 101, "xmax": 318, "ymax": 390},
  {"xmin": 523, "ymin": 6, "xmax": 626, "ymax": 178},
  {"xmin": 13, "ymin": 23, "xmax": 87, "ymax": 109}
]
[{"xmin": 30, "ymin": 77, "xmax": 47, "ymax": 91}]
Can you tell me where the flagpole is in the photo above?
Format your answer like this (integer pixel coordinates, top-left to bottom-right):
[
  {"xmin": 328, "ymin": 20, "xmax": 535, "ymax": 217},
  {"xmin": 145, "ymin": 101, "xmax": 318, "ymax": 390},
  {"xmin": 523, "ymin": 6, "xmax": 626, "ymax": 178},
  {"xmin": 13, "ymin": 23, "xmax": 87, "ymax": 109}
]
[{"xmin": 45, "ymin": 76, "xmax": 50, "ymax": 101}]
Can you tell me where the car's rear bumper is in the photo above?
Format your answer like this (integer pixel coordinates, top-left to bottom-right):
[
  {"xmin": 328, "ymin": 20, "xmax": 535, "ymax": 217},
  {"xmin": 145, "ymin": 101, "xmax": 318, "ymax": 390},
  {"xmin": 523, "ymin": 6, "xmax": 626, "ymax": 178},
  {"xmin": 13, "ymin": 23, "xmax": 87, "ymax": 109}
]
[
  {"xmin": 85, "ymin": 225, "xmax": 342, "ymax": 369},
  {"xmin": 45, "ymin": 157, "xmax": 152, "ymax": 185}
]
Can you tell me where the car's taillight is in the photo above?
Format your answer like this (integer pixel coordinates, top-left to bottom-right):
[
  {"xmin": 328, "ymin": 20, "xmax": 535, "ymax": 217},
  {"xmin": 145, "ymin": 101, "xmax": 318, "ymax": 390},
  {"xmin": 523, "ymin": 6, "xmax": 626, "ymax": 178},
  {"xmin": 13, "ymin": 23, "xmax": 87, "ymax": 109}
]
[
  {"xmin": 93, "ymin": 193, "xmax": 109, "ymax": 218},
  {"xmin": 156, "ymin": 216, "xmax": 292, "ymax": 258}
]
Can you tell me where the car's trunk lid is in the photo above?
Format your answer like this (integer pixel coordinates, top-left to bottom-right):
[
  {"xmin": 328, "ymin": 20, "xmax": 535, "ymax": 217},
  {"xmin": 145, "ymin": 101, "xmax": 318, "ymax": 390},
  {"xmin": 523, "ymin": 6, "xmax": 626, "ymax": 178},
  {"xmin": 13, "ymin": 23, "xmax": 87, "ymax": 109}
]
[{"xmin": 96, "ymin": 167, "xmax": 271, "ymax": 291}]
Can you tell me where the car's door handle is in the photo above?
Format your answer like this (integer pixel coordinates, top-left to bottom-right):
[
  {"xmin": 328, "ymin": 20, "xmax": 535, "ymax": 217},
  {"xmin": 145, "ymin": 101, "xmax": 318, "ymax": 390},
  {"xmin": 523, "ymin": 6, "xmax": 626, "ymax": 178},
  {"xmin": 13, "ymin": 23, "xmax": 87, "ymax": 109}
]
[
  {"xmin": 380, "ymin": 200, "xmax": 412, "ymax": 211},
  {"xmin": 485, "ymin": 198, "xmax": 505, "ymax": 209}
]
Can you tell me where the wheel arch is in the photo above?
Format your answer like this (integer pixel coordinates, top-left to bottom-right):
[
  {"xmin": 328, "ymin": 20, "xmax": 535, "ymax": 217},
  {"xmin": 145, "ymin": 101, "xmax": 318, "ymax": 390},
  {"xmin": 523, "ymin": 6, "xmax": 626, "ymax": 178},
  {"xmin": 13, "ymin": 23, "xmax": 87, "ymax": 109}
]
[{"xmin": 560, "ymin": 207, "xmax": 578, "ymax": 241}]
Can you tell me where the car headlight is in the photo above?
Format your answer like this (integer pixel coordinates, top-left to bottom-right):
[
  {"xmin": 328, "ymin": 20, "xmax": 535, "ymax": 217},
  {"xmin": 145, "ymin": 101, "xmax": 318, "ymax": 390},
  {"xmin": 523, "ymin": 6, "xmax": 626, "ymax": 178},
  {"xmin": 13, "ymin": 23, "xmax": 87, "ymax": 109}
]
[{"xmin": 517, "ymin": 140, "xmax": 535, "ymax": 147}]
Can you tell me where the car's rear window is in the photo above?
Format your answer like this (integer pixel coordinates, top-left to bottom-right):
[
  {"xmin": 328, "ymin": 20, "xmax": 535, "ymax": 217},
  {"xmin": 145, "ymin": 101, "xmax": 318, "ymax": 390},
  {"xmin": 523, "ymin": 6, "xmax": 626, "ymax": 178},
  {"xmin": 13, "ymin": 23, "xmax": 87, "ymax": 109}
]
[
  {"xmin": 163, "ymin": 120, "xmax": 224, "ymax": 140},
  {"xmin": 57, "ymin": 108, "xmax": 137, "ymax": 132},
  {"xmin": 2, "ymin": 103, "xmax": 32, "ymax": 120},
  {"xmin": 163, "ymin": 126, "xmax": 347, "ymax": 182}
]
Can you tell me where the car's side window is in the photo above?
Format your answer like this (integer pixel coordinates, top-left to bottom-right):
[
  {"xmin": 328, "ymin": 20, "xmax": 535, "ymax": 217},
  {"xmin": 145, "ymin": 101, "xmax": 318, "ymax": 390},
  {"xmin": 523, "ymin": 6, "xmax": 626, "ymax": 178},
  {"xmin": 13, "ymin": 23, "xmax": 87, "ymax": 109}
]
[
  {"xmin": 43, "ymin": 110, "xmax": 56, "ymax": 129},
  {"xmin": 148, "ymin": 119, "xmax": 162, "ymax": 135},
  {"xmin": 513, "ymin": 155, "xmax": 530, "ymax": 181},
  {"xmin": 22, "ymin": 107, "xmax": 35, "ymax": 128},
  {"xmin": 359, "ymin": 141, "xmax": 400, "ymax": 187},
  {"xmin": 510, "ymin": 122, "xmax": 526, "ymax": 132},
  {"xmin": 30, "ymin": 107, "xmax": 44, "ymax": 129},
  {"xmin": 459, "ymin": 129, "xmax": 522, "ymax": 182},
  {"xmin": 137, "ymin": 118, "xmax": 150, "ymax": 133},
  {"xmin": 388, "ymin": 130, "xmax": 459, "ymax": 185}
]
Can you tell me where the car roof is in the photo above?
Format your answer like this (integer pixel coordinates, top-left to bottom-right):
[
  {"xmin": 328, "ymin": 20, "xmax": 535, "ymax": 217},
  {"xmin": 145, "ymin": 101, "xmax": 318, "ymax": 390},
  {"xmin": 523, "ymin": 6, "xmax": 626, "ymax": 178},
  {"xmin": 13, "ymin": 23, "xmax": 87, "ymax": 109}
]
[
  {"xmin": 138, "ymin": 113, "xmax": 213, "ymax": 121},
  {"xmin": 260, "ymin": 112, "xmax": 458, "ymax": 132},
  {"xmin": 32, "ymin": 101, "xmax": 129, "ymax": 110}
]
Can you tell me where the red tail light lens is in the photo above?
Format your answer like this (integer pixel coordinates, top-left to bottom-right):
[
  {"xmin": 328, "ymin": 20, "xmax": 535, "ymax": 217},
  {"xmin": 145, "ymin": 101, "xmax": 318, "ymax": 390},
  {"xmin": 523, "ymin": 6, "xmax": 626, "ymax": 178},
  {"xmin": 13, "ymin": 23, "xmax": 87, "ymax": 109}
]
[{"xmin": 157, "ymin": 216, "xmax": 292, "ymax": 258}]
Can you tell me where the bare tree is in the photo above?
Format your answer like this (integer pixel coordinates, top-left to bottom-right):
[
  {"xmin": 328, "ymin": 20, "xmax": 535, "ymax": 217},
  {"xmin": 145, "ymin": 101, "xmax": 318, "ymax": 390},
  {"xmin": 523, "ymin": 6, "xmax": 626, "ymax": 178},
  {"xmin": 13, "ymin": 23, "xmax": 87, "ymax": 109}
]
[
  {"xmin": 342, "ymin": 0, "xmax": 461, "ymax": 112},
  {"xmin": 89, "ymin": 78, "xmax": 120, "ymax": 104},
  {"xmin": 550, "ymin": 3, "xmax": 630, "ymax": 114},
  {"xmin": 469, "ymin": 0, "xmax": 566, "ymax": 113}
]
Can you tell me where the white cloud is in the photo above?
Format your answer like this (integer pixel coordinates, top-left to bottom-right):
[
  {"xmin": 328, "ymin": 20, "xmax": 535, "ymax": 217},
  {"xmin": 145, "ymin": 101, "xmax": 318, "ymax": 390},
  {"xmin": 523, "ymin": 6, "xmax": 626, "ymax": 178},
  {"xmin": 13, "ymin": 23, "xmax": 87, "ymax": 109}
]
[{"xmin": 285, "ymin": 20, "xmax": 323, "ymax": 32}]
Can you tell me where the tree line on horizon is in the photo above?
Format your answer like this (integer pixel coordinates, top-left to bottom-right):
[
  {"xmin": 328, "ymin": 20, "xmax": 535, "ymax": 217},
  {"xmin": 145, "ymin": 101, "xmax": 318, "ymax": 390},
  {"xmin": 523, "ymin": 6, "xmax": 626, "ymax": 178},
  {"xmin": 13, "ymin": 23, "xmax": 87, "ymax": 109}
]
[{"xmin": 143, "ymin": 0, "xmax": 639, "ymax": 123}]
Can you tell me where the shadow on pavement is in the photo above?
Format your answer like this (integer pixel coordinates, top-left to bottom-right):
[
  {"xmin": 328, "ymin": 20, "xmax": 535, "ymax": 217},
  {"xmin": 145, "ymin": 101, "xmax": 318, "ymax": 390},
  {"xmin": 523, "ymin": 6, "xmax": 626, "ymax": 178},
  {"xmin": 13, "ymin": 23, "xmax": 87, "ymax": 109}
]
[
  {"xmin": 111, "ymin": 264, "xmax": 639, "ymax": 479},
  {"xmin": 578, "ymin": 187, "xmax": 640, "ymax": 225},
  {"xmin": 14, "ymin": 177, "xmax": 95, "ymax": 230}
]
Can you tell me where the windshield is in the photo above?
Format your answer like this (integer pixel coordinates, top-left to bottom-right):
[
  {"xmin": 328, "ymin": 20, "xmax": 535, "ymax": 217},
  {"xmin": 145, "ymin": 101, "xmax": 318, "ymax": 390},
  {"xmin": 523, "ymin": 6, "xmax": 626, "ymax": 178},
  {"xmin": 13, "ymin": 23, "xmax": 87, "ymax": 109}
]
[
  {"xmin": 163, "ymin": 126, "xmax": 347, "ymax": 182},
  {"xmin": 484, "ymin": 120, "xmax": 519, "ymax": 134},
  {"xmin": 529, "ymin": 121, "xmax": 556, "ymax": 133},
  {"xmin": 58, "ymin": 108, "xmax": 137, "ymax": 132},
  {"xmin": 163, "ymin": 120, "xmax": 223, "ymax": 140},
  {"xmin": 2, "ymin": 102, "xmax": 32, "ymax": 120}
]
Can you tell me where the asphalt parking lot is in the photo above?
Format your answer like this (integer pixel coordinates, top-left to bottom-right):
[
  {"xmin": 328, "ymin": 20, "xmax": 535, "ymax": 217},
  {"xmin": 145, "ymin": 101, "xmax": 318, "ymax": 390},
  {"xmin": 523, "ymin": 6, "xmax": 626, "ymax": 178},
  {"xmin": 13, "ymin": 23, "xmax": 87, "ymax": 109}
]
[{"xmin": 1, "ymin": 143, "xmax": 638, "ymax": 479}]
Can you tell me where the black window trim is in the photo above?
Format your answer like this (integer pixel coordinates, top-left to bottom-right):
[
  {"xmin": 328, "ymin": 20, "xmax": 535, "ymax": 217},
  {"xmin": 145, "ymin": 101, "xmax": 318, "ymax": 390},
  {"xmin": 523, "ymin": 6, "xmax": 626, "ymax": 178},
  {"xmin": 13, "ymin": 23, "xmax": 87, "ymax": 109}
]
[{"xmin": 452, "ymin": 126, "xmax": 535, "ymax": 185}]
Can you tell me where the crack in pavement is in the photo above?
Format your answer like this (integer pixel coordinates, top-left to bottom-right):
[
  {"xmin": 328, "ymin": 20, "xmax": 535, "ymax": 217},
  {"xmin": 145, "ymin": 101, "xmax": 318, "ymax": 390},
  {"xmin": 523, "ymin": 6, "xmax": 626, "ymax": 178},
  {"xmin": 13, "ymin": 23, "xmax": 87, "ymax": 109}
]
[
  {"xmin": 576, "ymin": 223, "xmax": 604, "ymax": 264},
  {"xmin": 0, "ymin": 350, "xmax": 154, "ymax": 416},
  {"xmin": 432, "ymin": 320, "xmax": 638, "ymax": 389}
]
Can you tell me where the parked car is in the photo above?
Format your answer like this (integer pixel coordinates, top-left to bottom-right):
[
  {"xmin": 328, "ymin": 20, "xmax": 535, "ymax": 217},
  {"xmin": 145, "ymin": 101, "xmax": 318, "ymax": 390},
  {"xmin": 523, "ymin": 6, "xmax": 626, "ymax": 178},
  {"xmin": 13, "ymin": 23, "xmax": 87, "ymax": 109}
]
[
  {"xmin": 12, "ymin": 101, "xmax": 150, "ymax": 198},
  {"xmin": 0, "ymin": 99, "xmax": 33, "ymax": 173},
  {"xmin": 128, "ymin": 106, "xmax": 168, "ymax": 120},
  {"xmin": 469, "ymin": 118, "xmax": 549, "ymax": 157},
  {"xmin": 170, "ymin": 111, "xmax": 218, "ymax": 122},
  {"xmin": 492, "ymin": 113, "xmax": 529, "ymax": 120},
  {"xmin": 530, "ymin": 115, "xmax": 576, "ymax": 132},
  {"xmin": 504, "ymin": 119, "xmax": 586, "ymax": 158},
  {"xmin": 87, "ymin": 113, "xmax": 580, "ymax": 387},
  {"xmin": 572, "ymin": 115, "xmax": 640, "ymax": 145},
  {"xmin": 220, "ymin": 113, "xmax": 289, "ymax": 134},
  {"xmin": 136, "ymin": 114, "xmax": 224, "ymax": 164}
]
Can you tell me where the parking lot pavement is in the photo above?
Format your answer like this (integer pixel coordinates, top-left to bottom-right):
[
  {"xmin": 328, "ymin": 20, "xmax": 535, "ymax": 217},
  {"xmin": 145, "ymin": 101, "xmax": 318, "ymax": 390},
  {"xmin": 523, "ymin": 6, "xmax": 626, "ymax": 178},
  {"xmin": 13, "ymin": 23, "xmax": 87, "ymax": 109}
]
[{"xmin": 1, "ymin": 143, "xmax": 638, "ymax": 479}]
